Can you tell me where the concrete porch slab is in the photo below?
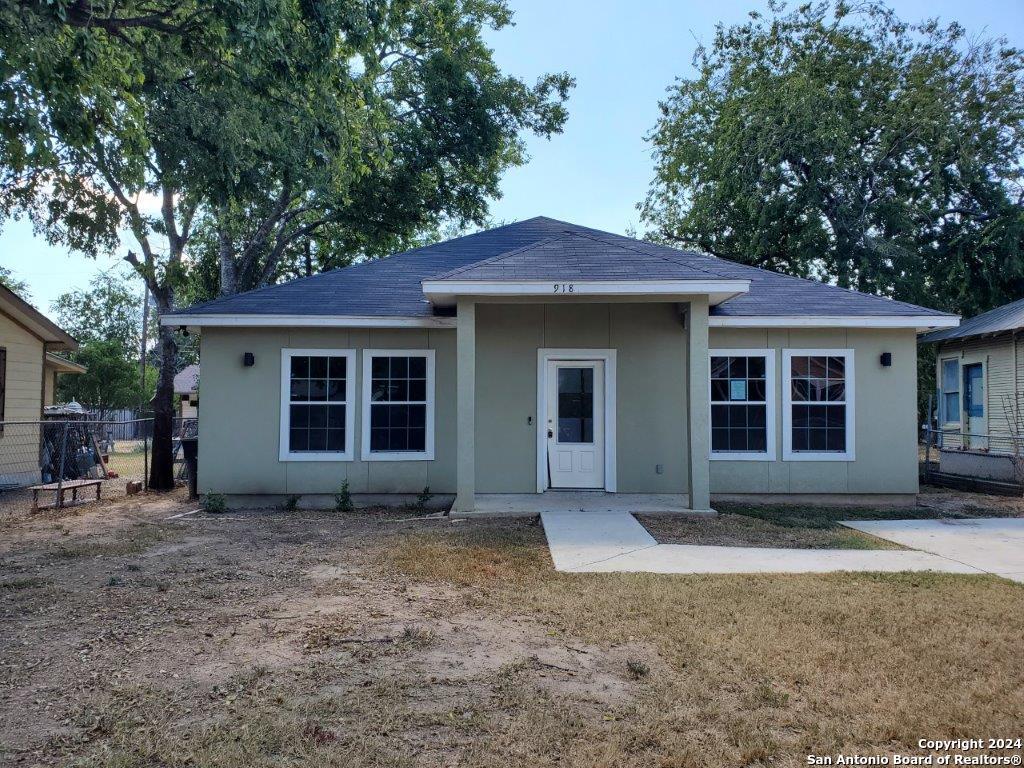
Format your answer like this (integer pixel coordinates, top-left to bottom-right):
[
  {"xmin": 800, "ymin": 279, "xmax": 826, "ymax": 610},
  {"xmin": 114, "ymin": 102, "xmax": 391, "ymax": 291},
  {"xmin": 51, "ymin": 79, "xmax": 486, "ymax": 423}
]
[{"xmin": 468, "ymin": 492, "xmax": 714, "ymax": 517}]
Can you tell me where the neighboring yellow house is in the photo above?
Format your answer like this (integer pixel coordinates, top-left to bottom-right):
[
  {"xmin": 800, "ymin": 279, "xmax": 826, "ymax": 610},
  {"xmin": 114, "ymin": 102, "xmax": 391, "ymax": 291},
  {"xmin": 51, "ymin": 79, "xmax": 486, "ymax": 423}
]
[{"xmin": 0, "ymin": 285, "xmax": 85, "ymax": 485}]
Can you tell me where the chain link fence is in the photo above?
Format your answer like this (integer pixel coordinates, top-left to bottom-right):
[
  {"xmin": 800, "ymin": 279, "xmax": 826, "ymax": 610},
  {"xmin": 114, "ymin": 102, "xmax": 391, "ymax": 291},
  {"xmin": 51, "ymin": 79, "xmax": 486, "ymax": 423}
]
[
  {"xmin": 920, "ymin": 426, "xmax": 1024, "ymax": 495},
  {"xmin": 0, "ymin": 418, "xmax": 197, "ymax": 518}
]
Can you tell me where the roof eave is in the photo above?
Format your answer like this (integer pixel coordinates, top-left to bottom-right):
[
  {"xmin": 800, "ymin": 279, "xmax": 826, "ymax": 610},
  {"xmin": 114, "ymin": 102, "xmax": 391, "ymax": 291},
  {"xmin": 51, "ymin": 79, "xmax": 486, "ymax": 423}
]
[
  {"xmin": 420, "ymin": 278, "xmax": 751, "ymax": 307},
  {"xmin": 711, "ymin": 314, "xmax": 960, "ymax": 331},
  {"xmin": 0, "ymin": 285, "xmax": 79, "ymax": 349},
  {"xmin": 44, "ymin": 353, "xmax": 87, "ymax": 374},
  {"xmin": 160, "ymin": 313, "xmax": 457, "ymax": 330}
]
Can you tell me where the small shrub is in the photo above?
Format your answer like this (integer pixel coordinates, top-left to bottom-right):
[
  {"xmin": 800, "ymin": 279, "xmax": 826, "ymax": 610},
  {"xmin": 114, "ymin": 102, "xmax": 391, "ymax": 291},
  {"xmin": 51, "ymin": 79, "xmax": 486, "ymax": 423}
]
[
  {"xmin": 203, "ymin": 493, "xmax": 227, "ymax": 514},
  {"xmin": 283, "ymin": 495, "xmax": 301, "ymax": 512},
  {"xmin": 626, "ymin": 658, "xmax": 650, "ymax": 680},
  {"xmin": 416, "ymin": 486, "xmax": 433, "ymax": 510},
  {"xmin": 334, "ymin": 481, "xmax": 353, "ymax": 513}
]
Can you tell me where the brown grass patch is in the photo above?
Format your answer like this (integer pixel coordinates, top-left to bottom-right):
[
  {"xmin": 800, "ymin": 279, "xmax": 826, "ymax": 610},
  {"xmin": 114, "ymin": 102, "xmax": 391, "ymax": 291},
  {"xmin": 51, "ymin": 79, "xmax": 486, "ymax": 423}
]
[{"xmin": 381, "ymin": 521, "xmax": 1024, "ymax": 763}]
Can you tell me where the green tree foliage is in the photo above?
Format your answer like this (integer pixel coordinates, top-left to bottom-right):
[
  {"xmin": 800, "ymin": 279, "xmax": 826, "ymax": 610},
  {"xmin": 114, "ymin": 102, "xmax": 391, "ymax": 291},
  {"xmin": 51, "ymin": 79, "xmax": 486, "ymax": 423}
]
[
  {"xmin": 0, "ymin": 265, "xmax": 30, "ymax": 299},
  {"xmin": 52, "ymin": 270, "xmax": 155, "ymax": 412},
  {"xmin": 56, "ymin": 339, "xmax": 151, "ymax": 415},
  {"xmin": 0, "ymin": 0, "xmax": 572, "ymax": 488},
  {"xmin": 52, "ymin": 271, "xmax": 146, "ymax": 355},
  {"xmin": 641, "ymin": 1, "xmax": 1024, "ymax": 317}
]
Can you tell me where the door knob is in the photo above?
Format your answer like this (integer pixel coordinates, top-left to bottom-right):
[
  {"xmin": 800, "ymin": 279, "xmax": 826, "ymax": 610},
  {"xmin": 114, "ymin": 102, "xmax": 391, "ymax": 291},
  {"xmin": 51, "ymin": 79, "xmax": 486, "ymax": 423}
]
[{"xmin": 547, "ymin": 429, "xmax": 553, "ymax": 438}]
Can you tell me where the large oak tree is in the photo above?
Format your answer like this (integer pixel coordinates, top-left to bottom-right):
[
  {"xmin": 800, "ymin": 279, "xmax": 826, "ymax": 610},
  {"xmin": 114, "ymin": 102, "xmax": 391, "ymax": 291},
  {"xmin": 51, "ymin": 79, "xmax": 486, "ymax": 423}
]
[
  {"xmin": 0, "ymin": 0, "xmax": 572, "ymax": 488},
  {"xmin": 641, "ymin": 0, "xmax": 1024, "ymax": 317}
]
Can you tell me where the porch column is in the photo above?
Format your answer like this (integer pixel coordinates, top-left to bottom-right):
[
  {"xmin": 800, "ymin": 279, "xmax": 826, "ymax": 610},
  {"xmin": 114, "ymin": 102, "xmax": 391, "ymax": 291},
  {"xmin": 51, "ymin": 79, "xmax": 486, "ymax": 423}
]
[
  {"xmin": 686, "ymin": 296, "xmax": 711, "ymax": 511},
  {"xmin": 453, "ymin": 298, "xmax": 476, "ymax": 513}
]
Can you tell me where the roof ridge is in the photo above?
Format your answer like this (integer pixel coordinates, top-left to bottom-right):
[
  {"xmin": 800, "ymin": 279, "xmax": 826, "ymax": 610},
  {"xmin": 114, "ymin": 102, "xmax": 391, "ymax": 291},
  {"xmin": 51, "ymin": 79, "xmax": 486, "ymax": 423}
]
[{"xmin": 426, "ymin": 233, "xmax": 573, "ymax": 280}]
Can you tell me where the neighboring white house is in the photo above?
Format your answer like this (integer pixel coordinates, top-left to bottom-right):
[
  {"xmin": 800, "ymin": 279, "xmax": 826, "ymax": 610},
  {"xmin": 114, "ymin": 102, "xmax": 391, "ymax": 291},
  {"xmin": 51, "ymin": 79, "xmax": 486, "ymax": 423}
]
[
  {"xmin": 174, "ymin": 364, "xmax": 199, "ymax": 419},
  {"xmin": 162, "ymin": 217, "xmax": 959, "ymax": 512},
  {"xmin": 921, "ymin": 297, "xmax": 1024, "ymax": 482}
]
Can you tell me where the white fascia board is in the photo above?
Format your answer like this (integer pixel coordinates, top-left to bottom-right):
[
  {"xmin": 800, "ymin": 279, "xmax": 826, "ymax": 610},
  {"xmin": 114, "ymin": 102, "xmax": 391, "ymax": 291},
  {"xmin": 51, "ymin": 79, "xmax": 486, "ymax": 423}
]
[
  {"xmin": 708, "ymin": 315, "xmax": 960, "ymax": 330},
  {"xmin": 160, "ymin": 314, "xmax": 457, "ymax": 329},
  {"xmin": 421, "ymin": 279, "xmax": 750, "ymax": 306}
]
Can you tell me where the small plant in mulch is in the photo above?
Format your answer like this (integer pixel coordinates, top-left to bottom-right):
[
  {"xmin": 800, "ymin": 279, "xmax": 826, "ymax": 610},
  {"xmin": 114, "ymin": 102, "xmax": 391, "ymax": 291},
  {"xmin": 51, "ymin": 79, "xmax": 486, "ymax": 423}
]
[
  {"xmin": 625, "ymin": 658, "xmax": 650, "ymax": 680},
  {"xmin": 416, "ymin": 486, "xmax": 433, "ymax": 510},
  {"xmin": 283, "ymin": 495, "xmax": 301, "ymax": 512},
  {"xmin": 202, "ymin": 493, "xmax": 227, "ymax": 514},
  {"xmin": 334, "ymin": 481, "xmax": 353, "ymax": 513}
]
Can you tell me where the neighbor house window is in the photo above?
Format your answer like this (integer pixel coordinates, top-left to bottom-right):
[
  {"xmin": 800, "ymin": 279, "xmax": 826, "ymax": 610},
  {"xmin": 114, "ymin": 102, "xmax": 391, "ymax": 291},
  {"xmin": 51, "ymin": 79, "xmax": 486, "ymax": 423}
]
[
  {"xmin": 709, "ymin": 350, "xmax": 776, "ymax": 460},
  {"xmin": 279, "ymin": 349, "xmax": 355, "ymax": 461},
  {"xmin": 361, "ymin": 350, "xmax": 435, "ymax": 461},
  {"xmin": 941, "ymin": 358, "xmax": 960, "ymax": 423},
  {"xmin": 782, "ymin": 349, "xmax": 855, "ymax": 461}
]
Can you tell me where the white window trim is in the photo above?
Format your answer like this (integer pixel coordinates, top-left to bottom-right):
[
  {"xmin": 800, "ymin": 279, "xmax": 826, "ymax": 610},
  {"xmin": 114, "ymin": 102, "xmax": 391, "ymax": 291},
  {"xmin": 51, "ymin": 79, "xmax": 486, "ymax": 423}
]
[
  {"xmin": 939, "ymin": 357, "xmax": 961, "ymax": 426},
  {"xmin": 279, "ymin": 348, "xmax": 356, "ymax": 462},
  {"xmin": 781, "ymin": 348, "xmax": 856, "ymax": 462},
  {"xmin": 708, "ymin": 349, "xmax": 777, "ymax": 461},
  {"xmin": 361, "ymin": 349, "xmax": 436, "ymax": 462}
]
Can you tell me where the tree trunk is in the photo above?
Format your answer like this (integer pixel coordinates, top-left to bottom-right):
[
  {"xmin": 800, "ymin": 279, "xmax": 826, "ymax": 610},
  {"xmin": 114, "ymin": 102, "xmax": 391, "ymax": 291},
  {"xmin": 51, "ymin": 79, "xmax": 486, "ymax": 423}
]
[
  {"xmin": 148, "ymin": 321, "xmax": 178, "ymax": 490},
  {"xmin": 219, "ymin": 221, "xmax": 237, "ymax": 296}
]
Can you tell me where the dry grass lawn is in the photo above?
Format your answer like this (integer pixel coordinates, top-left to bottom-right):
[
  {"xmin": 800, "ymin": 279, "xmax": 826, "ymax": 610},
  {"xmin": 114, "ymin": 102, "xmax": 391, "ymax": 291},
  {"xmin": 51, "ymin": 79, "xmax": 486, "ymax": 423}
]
[{"xmin": 0, "ymin": 491, "xmax": 1021, "ymax": 767}]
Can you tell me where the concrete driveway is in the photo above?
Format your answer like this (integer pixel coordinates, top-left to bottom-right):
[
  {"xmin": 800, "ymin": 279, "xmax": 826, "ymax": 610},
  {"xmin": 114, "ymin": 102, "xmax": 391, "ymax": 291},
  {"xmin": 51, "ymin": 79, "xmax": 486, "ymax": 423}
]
[
  {"xmin": 841, "ymin": 517, "xmax": 1024, "ymax": 583},
  {"xmin": 540, "ymin": 511, "xmax": 988, "ymax": 577}
]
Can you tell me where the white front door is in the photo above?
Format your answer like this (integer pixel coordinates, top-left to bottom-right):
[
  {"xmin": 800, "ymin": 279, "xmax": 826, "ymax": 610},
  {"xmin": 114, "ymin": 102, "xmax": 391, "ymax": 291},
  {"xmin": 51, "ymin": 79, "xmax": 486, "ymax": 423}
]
[{"xmin": 546, "ymin": 361, "xmax": 605, "ymax": 489}]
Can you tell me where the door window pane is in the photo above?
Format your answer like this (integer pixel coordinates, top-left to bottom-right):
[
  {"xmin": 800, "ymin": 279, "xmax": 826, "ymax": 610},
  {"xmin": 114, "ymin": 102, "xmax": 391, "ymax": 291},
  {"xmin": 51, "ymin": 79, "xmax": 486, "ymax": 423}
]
[{"xmin": 557, "ymin": 367, "xmax": 594, "ymax": 444}]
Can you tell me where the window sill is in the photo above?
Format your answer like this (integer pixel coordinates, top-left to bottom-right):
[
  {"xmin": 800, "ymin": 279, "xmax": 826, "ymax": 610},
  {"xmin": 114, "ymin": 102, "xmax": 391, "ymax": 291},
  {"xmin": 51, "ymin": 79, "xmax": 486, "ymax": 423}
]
[
  {"xmin": 710, "ymin": 452, "xmax": 776, "ymax": 462},
  {"xmin": 364, "ymin": 450, "xmax": 434, "ymax": 462},
  {"xmin": 782, "ymin": 451, "xmax": 855, "ymax": 462},
  {"xmin": 279, "ymin": 452, "xmax": 354, "ymax": 462}
]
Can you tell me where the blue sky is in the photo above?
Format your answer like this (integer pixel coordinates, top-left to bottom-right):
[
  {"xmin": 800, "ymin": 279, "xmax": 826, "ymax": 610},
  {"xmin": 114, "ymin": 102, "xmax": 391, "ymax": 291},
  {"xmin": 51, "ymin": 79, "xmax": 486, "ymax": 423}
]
[{"xmin": 2, "ymin": 0, "xmax": 1022, "ymax": 317}]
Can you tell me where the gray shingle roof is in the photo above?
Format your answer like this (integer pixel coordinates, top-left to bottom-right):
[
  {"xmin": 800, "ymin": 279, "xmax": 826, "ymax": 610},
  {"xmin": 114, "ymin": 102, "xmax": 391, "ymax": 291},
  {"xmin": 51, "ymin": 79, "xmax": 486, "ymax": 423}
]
[
  {"xmin": 920, "ymin": 297, "xmax": 1024, "ymax": 343},
  {"xmin": 166, "ymin": 216, "xmax": 954, "ymax": 321},
  {"xmin": 429, "ymin": 231, "xmax": 737, "ymax": 282}
]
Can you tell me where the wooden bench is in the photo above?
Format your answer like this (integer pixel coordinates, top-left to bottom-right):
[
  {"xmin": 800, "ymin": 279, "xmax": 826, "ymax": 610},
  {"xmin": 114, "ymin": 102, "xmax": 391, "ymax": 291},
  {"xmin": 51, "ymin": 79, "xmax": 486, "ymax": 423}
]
[{"xmin": 29, "ymin": 479, "xmax": 103, "ymax": 511}]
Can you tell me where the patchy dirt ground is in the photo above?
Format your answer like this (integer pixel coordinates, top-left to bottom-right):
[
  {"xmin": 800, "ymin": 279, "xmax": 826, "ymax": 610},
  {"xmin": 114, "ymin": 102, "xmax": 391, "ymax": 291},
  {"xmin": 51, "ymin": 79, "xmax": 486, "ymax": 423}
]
[{"xmin": 1, "ymin": 490, "xmax": 1022, "ymax": 767}]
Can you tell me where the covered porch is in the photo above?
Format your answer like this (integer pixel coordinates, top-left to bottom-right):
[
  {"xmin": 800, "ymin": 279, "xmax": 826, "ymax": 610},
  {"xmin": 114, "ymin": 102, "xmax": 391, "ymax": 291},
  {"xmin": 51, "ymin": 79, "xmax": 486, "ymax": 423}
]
[
  {"xmin": 465, "ymin": 491, "xmax": 715, "ymax": 516},
  {"xmin": 435, "ymin": 294, "xmax": 733, "ymax": 516}
]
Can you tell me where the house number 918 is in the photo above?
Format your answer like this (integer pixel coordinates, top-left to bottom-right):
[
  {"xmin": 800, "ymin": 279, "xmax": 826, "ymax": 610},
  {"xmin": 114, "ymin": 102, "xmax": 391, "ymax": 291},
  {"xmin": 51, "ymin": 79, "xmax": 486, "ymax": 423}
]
[{"xmin": 553, "ymin": 283, "xmax": 574, "ymax": 293}]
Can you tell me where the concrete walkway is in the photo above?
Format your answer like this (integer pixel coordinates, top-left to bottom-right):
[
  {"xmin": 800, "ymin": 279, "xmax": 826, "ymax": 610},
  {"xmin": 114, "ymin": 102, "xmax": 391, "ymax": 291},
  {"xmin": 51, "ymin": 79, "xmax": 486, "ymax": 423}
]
[
  {"xmin": 540, "ymin": 511, "xmax": 989, "ymax": 577},
  {"xmin": 841, "ymin": 517, "xmax": 1024, "ymax": 583}
]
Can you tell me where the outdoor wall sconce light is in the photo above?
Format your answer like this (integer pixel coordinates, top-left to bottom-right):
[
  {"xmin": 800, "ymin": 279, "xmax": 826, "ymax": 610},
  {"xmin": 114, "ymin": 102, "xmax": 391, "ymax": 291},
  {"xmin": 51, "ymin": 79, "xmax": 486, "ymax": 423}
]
[
  {"xmin": 880, "ymin": 352, "xmax": 892, "ymax": 367},
  {"xmin": 243, "ymin": 352, "xmax": 255, "ymax": 367}
]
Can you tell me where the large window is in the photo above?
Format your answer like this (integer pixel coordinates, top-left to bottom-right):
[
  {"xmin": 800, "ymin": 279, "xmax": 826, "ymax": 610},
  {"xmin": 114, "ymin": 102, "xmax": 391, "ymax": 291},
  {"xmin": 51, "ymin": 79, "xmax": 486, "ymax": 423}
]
[
  {"xmin": 279, "ymin": 349, "xmax": 355, "ymax": 461},
  {"xmin": 362, "ymin": 350, "xmax": 435, "ymax": 461},
  {"xmin": 709, "ymin": 350, "xmax": 776, "ymax": 460},
  {"xmin": 782, "ymin": 349, "xmax": 855, "ymax": 461},
  {"xmin": 940, "ymin": 358, "xmax": 960, "ymax": 424}
]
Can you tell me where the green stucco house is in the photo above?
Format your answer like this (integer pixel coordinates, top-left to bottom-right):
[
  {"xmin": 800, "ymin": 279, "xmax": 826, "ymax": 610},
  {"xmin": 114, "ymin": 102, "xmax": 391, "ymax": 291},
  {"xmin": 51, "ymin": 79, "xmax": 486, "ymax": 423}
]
[{"xmin": 162, "ymin": 217, "xmax": 958, "ymax": 512}]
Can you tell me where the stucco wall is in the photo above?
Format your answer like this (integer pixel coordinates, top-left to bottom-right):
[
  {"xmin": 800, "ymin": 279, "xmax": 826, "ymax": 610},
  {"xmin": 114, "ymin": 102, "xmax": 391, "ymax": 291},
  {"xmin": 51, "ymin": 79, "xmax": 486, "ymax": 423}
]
[
  {"xmin": 0, "ymin": 311, "xmax": 44, "ymax": 483},
  {"xmin": 708, "ymin": 327, "xmax": 919, "ymax": 494},
  {"xmin": 197, "ymin": 313, "xmax": 919, "ymax": 498},
  {"xmin": 474, "ymin": 303, "xmax": 689, "ymax": 493},
  {"xmin": 198, "ymin": 327, "xmax": 456, "ymax": 495}
]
